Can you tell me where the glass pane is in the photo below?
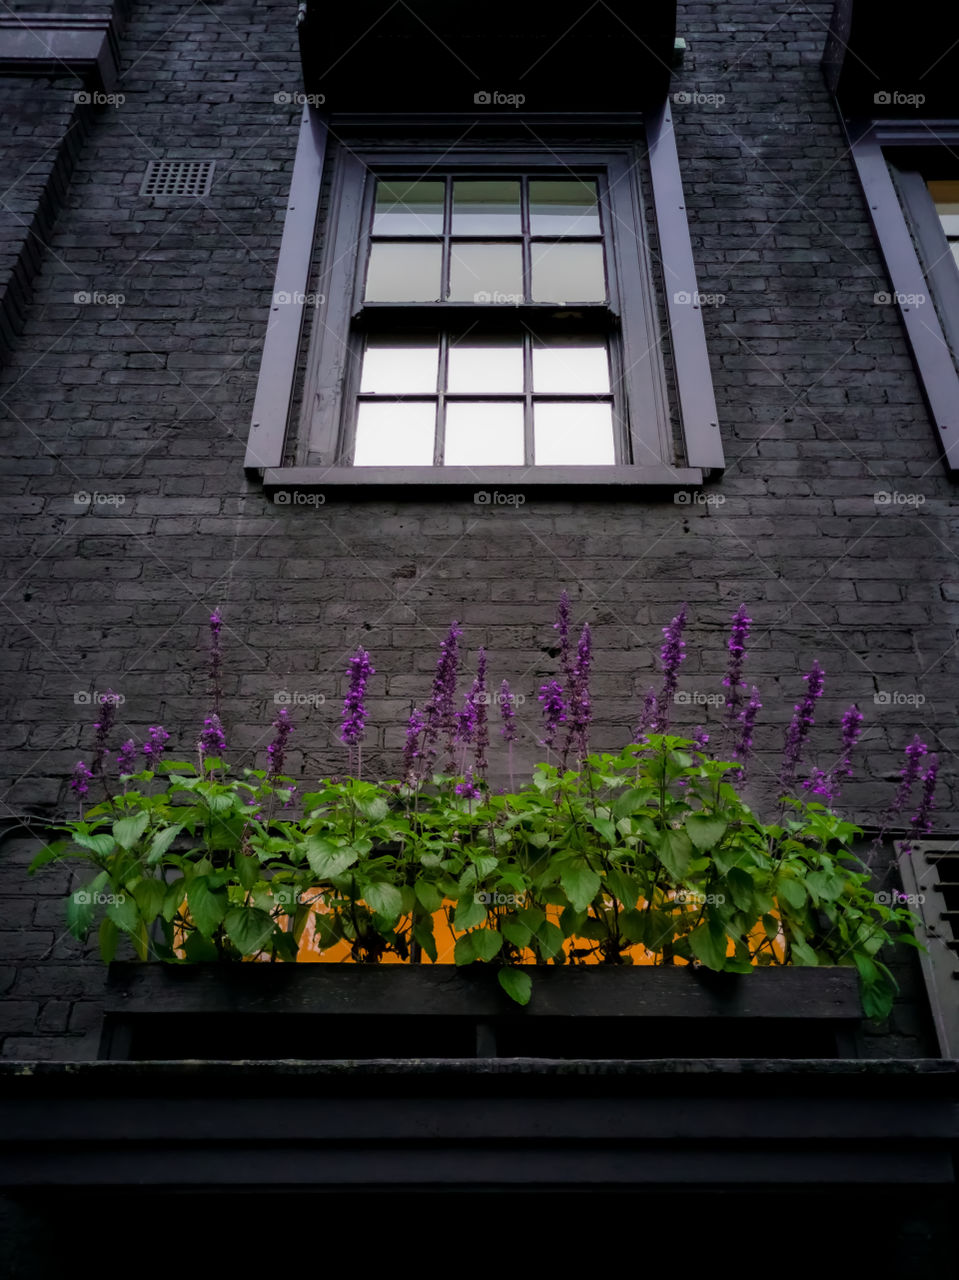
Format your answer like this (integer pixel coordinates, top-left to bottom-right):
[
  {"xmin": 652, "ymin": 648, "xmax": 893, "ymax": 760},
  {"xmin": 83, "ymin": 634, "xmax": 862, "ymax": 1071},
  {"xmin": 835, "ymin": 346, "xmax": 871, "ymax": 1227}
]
[
  {"xmin": 354, "ymin": 401, "xmax": 435, "ymax": 465},
  {"xmin": 444, "ymin": 402, "xmax": 525, "ymax": 465},
  {"xmin": 452, "ymin": 180, "xmax": 521, "ymax": 235},
  {"xmin": 448, "ymin": 244, "xmax": 523, "ymax": 302},
  {"xmin": 531, "ymin": 242, "xmax": 606, "ymax": 303},
  {"xmin": 532, "ymin": 339, "xmax": 609, "ymax": 393},
  {"xmin": 928, "ymin": 180, "xmax": 959, "ymax": 216},
  {"xmin": 365, "ymin": 243, "xmax": 442, "ymax": 301},
  {"xmin": 360, "ymin": 338, "xmax": 439, "ymax": 394},
  {"xmin": 529, "ymin": 180, "xmax": 601, "ymax": 236},
  {"xmin": 939, "ymin": 215, "xmax": 959, "ymax": 237},
  {"xmin": 447, "ymin": 340, "xmax": 524, "ymax": 393},
  {"xmin": 952, "ymin": 242, "xmax": 959, "ymax": 270},
  {"xmin": 534, "ymin": 402, "xmax": 615, "ymax": 464},
  {"xmin": 372, "ymin": 180, "xmax": 445, "ymax": 236}
]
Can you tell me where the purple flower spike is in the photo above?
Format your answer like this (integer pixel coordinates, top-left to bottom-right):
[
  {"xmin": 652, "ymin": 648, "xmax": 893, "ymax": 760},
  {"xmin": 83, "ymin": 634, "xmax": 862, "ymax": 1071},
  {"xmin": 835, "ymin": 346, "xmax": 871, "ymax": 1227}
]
[
  {"xmin": 70, "ymin": 761, "xmax": 93, "ymax": 798},
  {"xmin": 722, "ymin": 604, "xmax": 751, "ymax": 727},
  {"xmin": 142, "ymin": 726, "xmax": 170, "ymax": 768},
  {"xmin": 473, "ymin": 648, "xmax": 489, "ymax": 779},
  {"xmin": 567, "ymin": 623, "xmax": 593, "ymax": 763},
  {"xmin": 735, "ymin": 686, "xmax": 762, "ymax": 774},
  {"xmin": 635, "ymin": 687, "xmax": 658, "ymax": 741},
  {"xmin": 116, "ymin": 739, "xmax": 137, "ymax": 776},
  {"xmin": 422, "ymin": 621, "xmax": 463, "ymax": 771},
  {"xmin": 500, "ymin": 680, "xmax": 517, "ymax": 744},
  {"xmin": 779, "ymin": 660, "xmax": 825, "ymax": 791},
  {"xmin": 403, "ymin": 707, "xmax": 426, "ymax": 782},
  {"xmin": 538, "ymin": 679, "xmax": 566, "ymax": 749},
  {"xmin": 455, "ymin": 768, "xmax": 481, "ymax": 800},
  {"xmin": 198, "ymin": 713, "xmax": 227, "ymax": 759},
  {"xmin": 340, "ymin": 647, "xmax": 375, "ymax": 748},
  {"xmin": 693, "ymin": 726, "xmax": 710, "ymax": 751},
  {"xmin": 266, "ymin": 706, "xmax": 293, "ymax": 780},
  {"xmin": 901, "ymin": 753, "xmax": 938, "ymax": 858},
  {"xmin": 209, "ymin": 608, "xmax": 223, "ymax": 715},
  {"xmin": 802, "ymin": 767, "xmax": 835, "ymax": 805},
  {"xmin": 91, "ymin": 690, "xmax": 120, "ymax": 778},
  {"xmin": 656, "ymin": 604, "xmax": 688, "ymax": 732},
  {"xmin": 555, "ymin": 590, "xmax": 573, "ymax": 685},
  {"xmin": 889, "ymin": 734, "xmax": 928, "ymax": 819}
]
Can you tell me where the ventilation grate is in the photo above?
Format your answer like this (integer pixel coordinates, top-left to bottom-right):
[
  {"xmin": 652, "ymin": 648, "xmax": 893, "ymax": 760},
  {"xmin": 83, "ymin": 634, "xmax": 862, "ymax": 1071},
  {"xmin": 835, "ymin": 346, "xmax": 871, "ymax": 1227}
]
[{"xmin": 140, "ymin": 159, "xmax": 215, "ymax": 197}]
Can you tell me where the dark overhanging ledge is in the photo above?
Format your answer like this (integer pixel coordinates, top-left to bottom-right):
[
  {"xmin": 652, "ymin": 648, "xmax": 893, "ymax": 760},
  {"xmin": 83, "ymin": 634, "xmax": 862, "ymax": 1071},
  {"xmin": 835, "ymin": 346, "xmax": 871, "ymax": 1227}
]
[{"xmin": 0, "ymin": 9, "xmax": 127, "ymax": 91}]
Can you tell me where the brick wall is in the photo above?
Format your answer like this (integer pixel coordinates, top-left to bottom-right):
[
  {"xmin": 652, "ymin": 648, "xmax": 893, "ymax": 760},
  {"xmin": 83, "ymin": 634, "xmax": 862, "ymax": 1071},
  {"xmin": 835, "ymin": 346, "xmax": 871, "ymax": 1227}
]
[{"xmin": 0, "ymin": 0, "xmax": 950, "ymax": 1059}]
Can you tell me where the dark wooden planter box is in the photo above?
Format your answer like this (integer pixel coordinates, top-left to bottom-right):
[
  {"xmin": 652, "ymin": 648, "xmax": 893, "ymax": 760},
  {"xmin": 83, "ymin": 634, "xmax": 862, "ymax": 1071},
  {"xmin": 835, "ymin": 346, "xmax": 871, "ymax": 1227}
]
[{"xmin": 101, "ymin": 962, "xmax": 862, "ymax": 1061}]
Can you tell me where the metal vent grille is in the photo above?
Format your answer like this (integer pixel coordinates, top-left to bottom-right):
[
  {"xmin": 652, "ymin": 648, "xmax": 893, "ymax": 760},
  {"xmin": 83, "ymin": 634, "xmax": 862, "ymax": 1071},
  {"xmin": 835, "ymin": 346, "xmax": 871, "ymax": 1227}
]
[
  {"xmin": 899, "ymin": 840, "xmax": 959, "ymax": 1057},
  {"xmin": 140, "ymin": 159, "xmax": 215, "ymax": 197}
]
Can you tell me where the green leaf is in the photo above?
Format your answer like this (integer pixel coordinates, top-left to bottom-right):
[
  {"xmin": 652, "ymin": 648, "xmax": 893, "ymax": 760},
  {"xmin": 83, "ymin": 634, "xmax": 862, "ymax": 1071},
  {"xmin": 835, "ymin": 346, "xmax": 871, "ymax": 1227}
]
[
  {"xmin": 469, "ymin": 929, "xmax": 503, "ymax": 962},
  {"xmin": 414, "ymin": 880, "xmax": 444, "ymax": 913},
  {"xmin": 560, "ymin": 864, "xmax": 601, "ymax": 913},
  {"xmin": 363, "ymin": 882, "xmax": 403, "ymax": 922},
  {"xmin": 413, "ymin": 918, "xmax": 438, "ymax": 962},
  {"xmin": 516, "ymin": 906, "xmax": 546, "ymax": 933},
  {"xmin": 98, "ymin": 916, "xmax": 119, "ymax": 963},
  {"xmin": 454, "ymin": 932, "xmax": 475, "ymax": 964},
  {"xmin": 106, "ymin": 891, "xmax": 139, "ymax": 934},
  {"xmin": 685, "ymin": 813, "xmax": 728, "ymax": 852},
  {"xmin": 791, "ymin": 937, "xmax": 819, "ymax": 966},
  {"xmin": 65, "ymin": 871, "xmax": 109, "ymax": 939},
  {"xmin": 501, "ymin": 918, "xmax": 533, "ymax": 949},
  {"xmin": 535, "ymin": 919, "xmax": 565, "ymax": 959},
  {"xmin": 236, "ymin": 854, "xmax": 260, "ymax": 891},
  {"xmin": 619, "ymin": 909, "xmax": 647, "ymax": 944},
  {"xmin": 73, "ymin": 833, "xmax": 116, "ymax": 859},
  {"xmin": 305, "ymin": 838, "xmax": 358, "ymax": 879},
  {"xmin": 187, "ymin": 876, "xmax": 228, "ymax": 938},
  {"xmin": 147, "ymin": 825, "xmax": 184, "ymax": 865},
  {"xmin": 112, "ymin": 812, "xmax": 150, "ymax": 851},
  {"xmin": 161, "ymin": 877, "xmax": 186, "ymax": 923},
  {"xmin": 223, "ymin": 907, "xmax": 274, "ymax": 956},
  {"xmin": 688, "ymin": 919, "xmax": 728, "ymax": 970},
  {"xmin": 498, "ymin": 968, "xmax": 532, "ymax": 1005},
  {"xmin": 28, "ymin": 840, "xmax": 68, "ymax": 873},
  {"xmin": 605, "ymin": 869, "xmax": 640, "ymax": 909},
  {"xmin": 588, "ymin": 816, "xmax": 617, "ymax": 845},
  {"xmin": 132, "ymin": 878, "xmax": 167, "ymax": 924},
  {"xmin": 657, "ymin": 830, "xmax": 693, "ymax": 879},
  {"xmin": 777, "ymin": 877, "xmax": 806, "ymax": 909},
  {"xmin": 313, "ymin": 912, "xmax": 340, "ymax": 950},
  {"xmin": 762, "ymin": 913, "xmax": 780, "ymax": 941},
  {"xmin": 726, "ymin": 867, "xmax": 756, "ymax": 912},
  {"xmin": 355, "ymin": 794, "xmax": 390, "ymax": 822},
  {"xmin": 454, "ymin": 894, "xmax": 486, "ymax": 931}
]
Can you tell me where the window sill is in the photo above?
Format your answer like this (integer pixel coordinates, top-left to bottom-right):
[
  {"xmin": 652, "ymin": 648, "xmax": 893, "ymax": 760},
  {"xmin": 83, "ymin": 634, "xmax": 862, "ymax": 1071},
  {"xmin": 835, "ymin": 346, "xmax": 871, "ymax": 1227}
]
[{"xmin": 259, "ymin": 464, "xmax": 706, "ymax": 499}]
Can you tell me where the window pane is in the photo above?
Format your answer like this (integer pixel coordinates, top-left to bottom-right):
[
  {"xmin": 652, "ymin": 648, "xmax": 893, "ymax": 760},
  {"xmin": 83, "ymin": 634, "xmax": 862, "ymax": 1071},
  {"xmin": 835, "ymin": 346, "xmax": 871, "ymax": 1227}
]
[
  {"xmin": 532, "ymin": 339, "xmax": 610, "ymax": 393},
  {"xmin": 360, "ymin": 338, "xmax": 439, "ymax": 393},
  {"xmin": 452, "ymin": 180, "xmax": 521, "ymax": 235},
  {"xmin": 372, "ymin": 180, "xmax": 445, "ymax": 236},
  {"xmin": 927, "ymin": 180, "xmax": 959, "ymax": 216},
  {"xmin": 449, "ymin": 244, "xmax": 523, "ymax": 302},
  {"xmin": 534, "ymin": 402, "xmax": 615, "ymax": 464},
  {"xmin": 354, "ymin": 401, "xmax": 435, "ymax": 465},
  {"xmin": 531, "ymin": 242, "xmax": 606, "ymax": 302},
  {"xmin": 444, "ymin": 402, "xmax": 525, "ymax": 465},
  {"xmin": 365, "ymin": 243, "xmax": 443, "ymax": 301},
  {"xmin": 447, "ymin": 340, "xmax": 524, "ymax": 393},
  {"xmin": 529, "ymin": 180, "xmax": 601, "ymax": 236}
]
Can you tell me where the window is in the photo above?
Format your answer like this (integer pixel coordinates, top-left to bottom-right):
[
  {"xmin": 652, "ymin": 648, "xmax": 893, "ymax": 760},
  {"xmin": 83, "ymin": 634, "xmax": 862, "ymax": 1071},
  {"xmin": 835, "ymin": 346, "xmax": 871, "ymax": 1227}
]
[
  {"xmin": 245, "ymin": 109, "xmax": 724, "ymax": 489},
  {"xmin": 846, "ymin": 122, "xmax": 959, "ymax": 475}
]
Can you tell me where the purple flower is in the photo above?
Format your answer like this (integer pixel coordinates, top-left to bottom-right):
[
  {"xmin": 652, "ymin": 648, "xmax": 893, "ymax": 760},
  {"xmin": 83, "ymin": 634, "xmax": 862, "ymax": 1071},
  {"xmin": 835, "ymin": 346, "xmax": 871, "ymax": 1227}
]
[
  {"xmin": 499, "ymin": 680, "xmax": 517, "ymax": 744},
  {"xmin": 91, "ymin": 690, "xmax": 120, "ymax": 778},
  {"xmin": 567, "ymin": 623, "xmax": 592, "ymax": 763},
  {"xmin": 889, "ymin": 734, "xmax": 928, "ymax": 819},
  {"xmin": 837, "ymin": 704, "xmax": 864, "ymax": 779},
  {"xmin": 735, "ymin": 686, "xmax": 762, "ymax": 774},
  {"xmin": 70, "ymin": 761, "xmax": 93, "ymax": 798},
  {"xmin": 656, "ymin": 605, "xmax": 688, "ymax": 732},
  {"xmin": 693, "ymin": 726, "xmax": 710, "ymax": 751},
  {"xmin": 538, "ymin": 679, "xmax": 566, "ymax": 749},
  {"xmin": 403, "ymin": 707, "xmax": 426, "ymax": 782},
  {"xmin": 900, "ymin": 754, "xmax": 939, "ymax": 858},
  {"xmin": 198, "ymin": 713, "xmax": 227, "ymax": 758},
  {"xmin": 555, "ymin": 590, "xmax": 573, "ymax": 686},
  {"xmin": 116, "ymin": 739, "xmax": 137, "ymax": 776},
  {"xmin": 455, "ymin": 768, "xmax": 481, "ymax": 800},
  {"xmin": 209, "ymin": 608, "xmax": 223, "ymax": 716},
  {"xmin": 266, "ymin": 707, "xmax": 293, "ymax": 779},
  {"xmin": 722, "ymin": 604, "xmax": 751, "ymax": 728},
  {"xmin": 422, "ymin": 621, "xmax": 463, "ymax": 771},
  {"xmin": 340, "ymin": 648, "xmax": 375, "ymax": 748},
  {"xmin": 472, "ymin": 649, "xmax": 489, "ymax": 778},
  {"xmin": 779, "ymin": 660, "xmax": 825, "ymax": 791},
  {"xmin": 802, "ymin": 767, "xmax": 835, "ymax": 805},
  {"xmin": 142, "ymin": 726, "xmax": 169, "ymax": 768},
  {"xmin": 634, "ymin": 687, "xmax": 658, "ymax": 741}
]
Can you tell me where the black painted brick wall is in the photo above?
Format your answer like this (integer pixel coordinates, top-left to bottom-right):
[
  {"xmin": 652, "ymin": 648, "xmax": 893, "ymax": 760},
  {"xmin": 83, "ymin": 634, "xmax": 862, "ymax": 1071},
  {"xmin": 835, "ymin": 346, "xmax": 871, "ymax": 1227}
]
[{"xmin": 0, "ymin": 0, "xmax": 952, "ymax": 1059}]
